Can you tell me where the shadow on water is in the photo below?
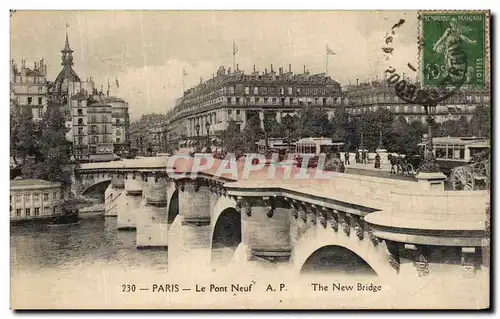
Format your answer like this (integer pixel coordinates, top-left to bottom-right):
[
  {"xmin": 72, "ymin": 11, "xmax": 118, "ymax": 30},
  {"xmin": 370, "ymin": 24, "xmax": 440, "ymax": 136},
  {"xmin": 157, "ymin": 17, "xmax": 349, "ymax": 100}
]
[
  {"xmin": 211, "ymin": 208, "xmax": 241, "ymax": 265},
  {"xmin": 300, "ymin": 245, "xmax": 377, "ymax": 277}
]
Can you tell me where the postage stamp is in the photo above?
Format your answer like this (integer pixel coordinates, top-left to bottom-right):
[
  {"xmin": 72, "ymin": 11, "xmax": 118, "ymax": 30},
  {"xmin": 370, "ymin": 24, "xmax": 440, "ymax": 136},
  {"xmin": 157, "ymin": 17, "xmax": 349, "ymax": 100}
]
[{"xmin": 419, "ymin": 10, "xmax": 490, "ymax": 88}]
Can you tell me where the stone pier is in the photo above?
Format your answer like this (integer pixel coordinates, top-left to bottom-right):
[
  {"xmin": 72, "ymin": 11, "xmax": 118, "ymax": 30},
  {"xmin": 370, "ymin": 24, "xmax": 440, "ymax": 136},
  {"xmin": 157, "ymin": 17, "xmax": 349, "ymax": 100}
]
[{"xmin": 136, "ymin": 171, "xmax": 169, "ymax": 248}]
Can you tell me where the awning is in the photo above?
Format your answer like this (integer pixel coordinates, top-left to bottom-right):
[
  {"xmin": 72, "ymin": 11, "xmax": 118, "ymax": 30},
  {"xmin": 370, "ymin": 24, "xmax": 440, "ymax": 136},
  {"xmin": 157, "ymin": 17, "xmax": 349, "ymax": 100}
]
[{"xmin": 179, "ymin": 141, "xmax": 186, "ymax": 146}]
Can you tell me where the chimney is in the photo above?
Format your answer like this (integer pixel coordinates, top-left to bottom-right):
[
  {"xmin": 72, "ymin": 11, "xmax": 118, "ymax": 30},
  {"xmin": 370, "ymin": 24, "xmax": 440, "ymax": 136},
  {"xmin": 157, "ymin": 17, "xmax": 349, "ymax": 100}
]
[
  {"xmin": 356, "ymin": 78, "xmax": 359, "ymax": 85},
  {"xmin": 34, "ymin": 62, "xmax": 36, "ymax": 69},
  {"xmin": 289, "ymin": 64, "xmax": 291, "ymax": 73},
  {"xmin": 279, "ymin": 67, "xmax": 283, "ymax": 75},
  {"xmin": 271, "ymin": 64, "xmax": 274, "ymax": 73},
  {"xmin": 265, "ymin": 68, "xmax": 268, "ymax": 75},
  {"xmin": 303, "ymin": 65, "xmax": 306, "ymax": 73},
  {"xmin": 228, "ymin": 67, "xmax": 231, "ymax": 75},
  {"xmin": 253, "ymin": 64, "xmax": 256, "ymax": 72},
  {"xmin": 22, "ymin": 60, "xmax": 25, "ymax": 68}
]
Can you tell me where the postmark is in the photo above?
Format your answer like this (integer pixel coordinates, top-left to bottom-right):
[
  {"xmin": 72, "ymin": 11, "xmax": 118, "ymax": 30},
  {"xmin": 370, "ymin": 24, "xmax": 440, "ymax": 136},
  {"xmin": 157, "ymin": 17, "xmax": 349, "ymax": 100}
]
[{"xmin": 420, "ymin": 11, "xmax": 489, "ymax": 89}]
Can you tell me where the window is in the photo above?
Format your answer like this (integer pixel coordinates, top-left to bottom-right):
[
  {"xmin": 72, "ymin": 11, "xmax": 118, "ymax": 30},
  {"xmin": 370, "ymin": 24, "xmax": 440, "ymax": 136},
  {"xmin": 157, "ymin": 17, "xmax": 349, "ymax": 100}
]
[
  {"xmin": 280, "ymin": 87, "xmax": 285, "ymax": 95},
  {"xmin": 92, "ymin": 136, "xmax": 99, "ymax": 144},
  {"xmin": 27, "ymin": 97, "xmax": 32, "ymax": 105},
  {"xmin": 38, "ymin": 86, "xmax": 43, "ymax": 92},
  {"xmin": 43, "ymin": 193, "xmax": 49, "ymax": 201},
  {"xmin": 78, "ymin": 137, "xmax": 83, "ymax": 145},
  {"xmin": 34, "ymin": 208, "xmax": 40, "ymax": 216},
  {"xmin": 236, "ymin": 110, "xmax": 240, "ymax": 115},
  {"xmin": 16, "ymin": 209, "xmax": 21, "ymax": 217},
  {"xmin": 78, "ymin": 118, "xmax": 83, "ymax": 125},
  {"xmin": 296, "ymin": 88, "xmax": 301, "ymax": 95},
  {"xmin": 287, "ymin": 87, "xmax": 293, "ymax": 95},
  {"xmin": 38, "ymin": 108, "xmax": 43, "ymax": 118},
  {"xmin": 44, "ymin": 207, "xmax": 49, "ymax": 214},
  {"xmin": 244, "ymin": 87, "xmax": 250, "ymax": 95},
  {"xmin": 246, "ymin": 98, "xmax": 251, "ymax": 104},
  {"xmin": 38, "ymin": 97, "xmax": 43, "ymax": 105},
  {"xmin": 272, "ymin": 98, "xmax": 276, "ymax": 105},
  {"xmin": 33, "ymin": 194, "xmax": 39, "ymax": 202},
  {"xmin": 116, "ymin": 138, "xmax": 121, "ymax": 143},
  {"xmin": 116, "ymin": 118, "xmax": 120, "ymax": 125},
  {"xmin": 25, "ymin": 208, "xmax": 31, "ymax": 216},
  {"xmin": 90, "ymin": 146, "xmax": 97, "ymax": 154},
  {"xmin": 228, "ymin": 110, "xmax": 232, "ymax": 115},
  {"xmin": 255, "ymin": 98, "xmax": 260, "ymax": 104},
  {"xmin": 25, "ymin": 194, "xmax": 31, "ymax": 202},
  {"xmin": 447, "ymin": 146, "xmax": 454, "ymax": 159},
  {"xmin": 253, "ymin": 87, "xmax": 259, "ymax": 95},
  {"xmin": 53, "ymin": 192, "xmax": 57, "ymax": 200},
  {"xmin": 77, "ymin": 127, "xmax": 83, "ymax": 135},
  {"xmin": 227, "ymin": 98, "xmax": 232, "ymax": 104},
  {"xmin": 91, "ymin": 125, "xmax": 97, "ymax": 134},
  {"xmin": 235, "ymin": 98, "xmax": 240, "ymax": 105},
  {"xmin": 77, "ymin": 109, "xmax": 83, "ymax": 116},
  {"xmin": 264, "ymin": 98, "xmax": 268, "ymax": 104}
]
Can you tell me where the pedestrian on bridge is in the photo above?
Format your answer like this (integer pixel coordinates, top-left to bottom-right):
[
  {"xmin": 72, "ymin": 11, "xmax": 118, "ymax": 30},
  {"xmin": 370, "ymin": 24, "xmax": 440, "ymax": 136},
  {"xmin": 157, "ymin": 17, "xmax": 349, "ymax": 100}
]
[
  {"xmin": 344, "ymin": 151, "xmax": 350, "ymax": 165},
  {"xmin": 374, "ymin": 153, "xmax": 381, "ymax": 169}
]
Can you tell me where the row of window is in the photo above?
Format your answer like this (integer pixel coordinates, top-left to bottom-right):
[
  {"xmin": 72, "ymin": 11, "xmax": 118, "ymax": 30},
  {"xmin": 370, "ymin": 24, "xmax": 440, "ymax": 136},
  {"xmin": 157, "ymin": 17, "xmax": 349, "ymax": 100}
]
[
  {"xmin": 225, "ymin": 86, "xmax": 327, "ymax": 96},
  {"xmin": 25, "ymin": 97, "xmax": 44, "ymax": 105},
  {"xmin": 226, "ymin": 96, "xmax": 328, "ymax": 106},
  {"xmin": 14, "ymin": 206, "xmax": 56, "ymax": 217},
  {"xmin": 346, "ymin": 93, "xmax": 489, "ymax": 105},
  {"xmin": 13, "ymin": 192, "xmax": 60, "ymax": 203},
  {"xmin": 435, "ymin": 145, "xmax": 466, "ymax": 160}
]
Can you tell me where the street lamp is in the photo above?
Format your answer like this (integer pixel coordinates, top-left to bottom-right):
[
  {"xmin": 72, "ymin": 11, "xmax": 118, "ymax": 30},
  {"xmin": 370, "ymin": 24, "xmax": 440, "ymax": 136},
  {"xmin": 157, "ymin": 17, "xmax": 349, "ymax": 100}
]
[
  {"xmin": 195, "ymin": 123, "xmax": 200, "ymax": 153},
  {"xmin": 205, "ymin": 121, "xmax": 211, "ymax": 153},
  {"xmin": 419, "ymin": 103, "xmax": 440, "ymax": 173}
]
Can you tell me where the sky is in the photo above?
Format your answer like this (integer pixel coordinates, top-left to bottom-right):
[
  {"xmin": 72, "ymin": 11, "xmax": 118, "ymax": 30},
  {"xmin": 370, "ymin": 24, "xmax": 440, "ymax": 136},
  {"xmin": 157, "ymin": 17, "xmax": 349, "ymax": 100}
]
[{"xmin": 10, "ymin": 10, "xmax": 419, "ymax": 120}]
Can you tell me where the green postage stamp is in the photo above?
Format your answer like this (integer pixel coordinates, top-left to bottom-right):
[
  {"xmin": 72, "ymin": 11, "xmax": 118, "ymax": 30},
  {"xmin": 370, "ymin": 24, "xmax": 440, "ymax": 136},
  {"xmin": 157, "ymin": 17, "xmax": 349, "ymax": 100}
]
[{"xmin": 420, "ymin": 10, "xmax": 490, "ymax": 88}]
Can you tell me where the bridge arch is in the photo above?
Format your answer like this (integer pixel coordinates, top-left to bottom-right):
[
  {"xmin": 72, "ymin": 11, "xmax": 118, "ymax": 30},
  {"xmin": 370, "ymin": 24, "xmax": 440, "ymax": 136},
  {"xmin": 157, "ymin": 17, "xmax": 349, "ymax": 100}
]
[
  {"xmin": 167, "ymin": 189, "xmax": 179, "ymax": 224},
  {"xmin": 292, "ymin": 225, "xmax": 398, "ymax": 278},
  {"xmin": 81, "ymin": 179, "xmax": 112, "ymax": 198},
  {"xmin": 210, "ymin": 196, "xmax": 240, "ymax": 264}
]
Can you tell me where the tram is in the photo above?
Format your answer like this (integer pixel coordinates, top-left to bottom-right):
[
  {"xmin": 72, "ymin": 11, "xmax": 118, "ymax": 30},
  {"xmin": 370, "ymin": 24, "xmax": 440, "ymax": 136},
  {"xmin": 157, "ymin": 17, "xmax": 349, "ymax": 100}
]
[
  {"xmin": 417, "ymin": 136, "xmax": 490, "ymax": 175},
  {"xmin": 294, "ymin": 137, "xmax": 345, "ymax": 168}
]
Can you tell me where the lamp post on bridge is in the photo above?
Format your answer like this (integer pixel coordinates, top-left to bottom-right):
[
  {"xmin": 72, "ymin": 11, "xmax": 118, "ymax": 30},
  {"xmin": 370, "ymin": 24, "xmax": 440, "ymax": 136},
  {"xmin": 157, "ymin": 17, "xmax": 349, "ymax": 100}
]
[
  {"xmin": 205, "ymin": 121, "xmax": 211, "ymax": 153},
  {"xmin": 195, "ymin": 123, "xmax": 200, "ymax": 153},
  {"xmin": 419, "ymin": 103, "xmax": 440, "ymax": 173}
]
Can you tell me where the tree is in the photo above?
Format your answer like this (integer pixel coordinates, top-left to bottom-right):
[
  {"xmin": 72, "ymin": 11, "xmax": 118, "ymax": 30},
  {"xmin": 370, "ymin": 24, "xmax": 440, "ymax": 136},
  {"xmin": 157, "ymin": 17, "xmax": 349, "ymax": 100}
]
[
  {"xmin": 242, "ymin": 113, "xmax": 264, "ymax": 152},
  {"xmin": 26, "ymin": 105, "xmax": 72, "ymax": 189},
  {"xmin": 295, "ymin": 106, "xmax": 332, "ymax": 138},
  {"xmin": 221, "ymin": 119, "xmax": 244, "ymax": 153},
  {"xmin": 469, "ymin": 105, "xmax": 490, "ymax": 138},
  {"xmin": 359, "ymin": 107, "xmax": 394, "ymax": 151},
  {"xmin": 10, "ymin": 106, "xmax": 39, "ymax": 166}
]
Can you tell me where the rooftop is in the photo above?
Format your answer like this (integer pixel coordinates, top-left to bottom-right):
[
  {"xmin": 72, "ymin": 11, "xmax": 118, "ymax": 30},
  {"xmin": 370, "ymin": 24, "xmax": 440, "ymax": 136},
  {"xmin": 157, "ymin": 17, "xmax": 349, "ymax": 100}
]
[{"xmin": 10, "ymin": 179, "xmax": 61, "ymax": 189}]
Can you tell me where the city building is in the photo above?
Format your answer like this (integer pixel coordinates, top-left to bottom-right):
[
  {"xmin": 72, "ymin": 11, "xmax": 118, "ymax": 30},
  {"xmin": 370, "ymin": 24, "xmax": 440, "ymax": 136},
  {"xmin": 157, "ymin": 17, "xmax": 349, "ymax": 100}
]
[
  {"xmin": 341, "ymin": 79, "xmax": 490, "ymax": 123},
  {"xmin": 166, "ymin": 64, "xmax": 342, "ymax": 147},
  {"xmin": 87, "ymin": 99, "xmax": 114, "ymax": 162},
  {"xmin": 10, "ymin": 59, "xmax": 49, "ymax": 121},
  {"xmin": 44, "ymin": 31, "xmax": 130, "ymax": 162},
  {"xmin": 10, "ymin": 179, "xmax": 62, "ymax": 222}
]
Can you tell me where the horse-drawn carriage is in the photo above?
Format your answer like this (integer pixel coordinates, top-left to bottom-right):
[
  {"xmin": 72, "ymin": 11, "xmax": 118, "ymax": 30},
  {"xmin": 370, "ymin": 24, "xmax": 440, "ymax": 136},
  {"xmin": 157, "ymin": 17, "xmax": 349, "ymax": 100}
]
[{"xmin": 450, "ymin": 148, "xmax": 490, "ymax": 191}]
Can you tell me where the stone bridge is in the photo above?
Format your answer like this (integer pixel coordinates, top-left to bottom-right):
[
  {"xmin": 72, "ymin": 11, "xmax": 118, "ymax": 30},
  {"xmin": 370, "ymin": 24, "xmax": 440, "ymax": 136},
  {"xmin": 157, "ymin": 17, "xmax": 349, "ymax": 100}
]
[{"xmin": 74, "ymin": 156, "xmax": 489, "ymax": 279}]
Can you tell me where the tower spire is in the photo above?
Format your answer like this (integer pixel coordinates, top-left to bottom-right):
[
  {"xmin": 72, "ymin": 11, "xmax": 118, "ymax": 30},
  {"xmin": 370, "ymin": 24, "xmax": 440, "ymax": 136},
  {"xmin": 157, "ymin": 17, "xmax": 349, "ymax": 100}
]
[{"xmin": 61, "ymin": 24, "xmax": 74, "ymax": 67}]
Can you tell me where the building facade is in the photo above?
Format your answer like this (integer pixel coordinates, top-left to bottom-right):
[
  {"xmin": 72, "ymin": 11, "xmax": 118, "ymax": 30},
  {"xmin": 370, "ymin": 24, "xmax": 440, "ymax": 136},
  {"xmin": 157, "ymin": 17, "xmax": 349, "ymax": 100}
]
[
  {"xmin": 10, "ymin": 59, "xmax": 49, "ymax": 121},
  {"xmin": 341, "ymin": 80, "xmax": 490, "ymax": 123},
  {"xmin": 166, "ymin": 64, "xmax": 342, "ymax": 147},
  {"xmin": 10, "ymin": 179, "xmax": 62, "ymax": 222}
]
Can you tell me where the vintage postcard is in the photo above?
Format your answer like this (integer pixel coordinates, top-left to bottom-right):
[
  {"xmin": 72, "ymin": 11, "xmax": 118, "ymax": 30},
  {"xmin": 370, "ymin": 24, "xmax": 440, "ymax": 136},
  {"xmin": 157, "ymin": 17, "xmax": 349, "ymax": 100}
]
[{"xmin": 9, "ymin": 10, "xmax": 491, "ymax": 309}]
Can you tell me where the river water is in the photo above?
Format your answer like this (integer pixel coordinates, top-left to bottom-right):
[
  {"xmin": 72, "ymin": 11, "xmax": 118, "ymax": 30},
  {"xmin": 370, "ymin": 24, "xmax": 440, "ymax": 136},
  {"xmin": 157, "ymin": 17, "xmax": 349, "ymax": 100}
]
[{"xmin": 10, "ymin": 215, "xmax": 488, "ymax": 309}]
